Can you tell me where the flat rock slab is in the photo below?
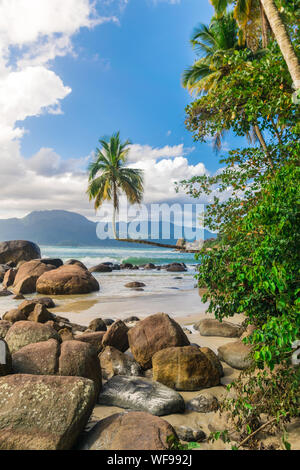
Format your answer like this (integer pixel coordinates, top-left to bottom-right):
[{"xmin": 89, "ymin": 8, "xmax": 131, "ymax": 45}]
[
  {"xmin": 0, "ymin": 374, "xmax": 95, "ymax": 450},
  {"xmin": 78, "ymin": 411, "xmax": 177, "ymax": 450},
  {"xmin": 195, "ymin": 319, "xmax": 243, "ymax": 338},
  {"xmin": 98, "ymin": 376, "xmax": 185, "ymax": 416}
]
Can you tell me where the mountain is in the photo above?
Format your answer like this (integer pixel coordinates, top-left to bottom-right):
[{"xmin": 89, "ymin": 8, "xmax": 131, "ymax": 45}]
[{"xmin": 0, "ymin": 210, "xmax": 215, "ymax": 246}]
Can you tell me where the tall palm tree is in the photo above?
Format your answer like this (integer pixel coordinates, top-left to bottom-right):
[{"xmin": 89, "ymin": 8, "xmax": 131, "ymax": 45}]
[
  {"xmin": 211, "ymin": 0, "xmax": 270, "ymax": 49},
  {"xmin": 260, "ymin": 0, "xmax": 300, "ymax": 90},
  {"xmin": 182, "ymin": 12, "xmax": 240, "ymax": 95},
  {"xmin": 211, "ymin": 0, "xmax": 300, "ymax": 90},
  {"xmin": 87, "ymin": 132, "xmax": 144, "ymax": 239}
]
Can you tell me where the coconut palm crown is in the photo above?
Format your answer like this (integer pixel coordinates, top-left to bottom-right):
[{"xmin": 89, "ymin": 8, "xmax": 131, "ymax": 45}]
[
  {"xmin": 182, "ymin": 11, "xmax": 240, "ymax": 95},
  {"xmin": 87, "ymin": 132, "xmax": 144, "ymax": 239}
]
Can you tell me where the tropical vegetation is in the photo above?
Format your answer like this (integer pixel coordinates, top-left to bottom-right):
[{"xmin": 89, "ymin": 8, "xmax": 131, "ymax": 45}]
[{"xmin": 178, "ymin": 0, "xmax": 300, "ymax": 449}]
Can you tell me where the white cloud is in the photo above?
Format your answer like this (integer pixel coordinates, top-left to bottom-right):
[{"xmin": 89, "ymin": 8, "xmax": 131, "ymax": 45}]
[
  {"xmin": 0, "ymin": 0, "xmax": 117, "ymax": 142},
  {"xmin": 0, "ymin": 140, "xmax": 210, "ymax": 219},
  {"xmin": 127, "ymin": 143, "xmax": 193, "ymax": 162}
]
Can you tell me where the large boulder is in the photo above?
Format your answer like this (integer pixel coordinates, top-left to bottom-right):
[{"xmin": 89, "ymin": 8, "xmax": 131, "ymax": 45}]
[
  {"xmin": 58, "ymin": 340, "xmax": 101, "ymax": 395},
  {"xmin": 200, "ymin": 346, "xmax": 224, "ymax": 378},
  {"xmin": 36, "ymin": 265, "xmax": 99, "ymax": 295},
  {"xmin": 0, "ymin": 241, "xmax": 41, "ymax": 265},
  {"xmin": 65, "ymin": 259, "xmax": 88, "ymax": 270},
  {"xmin": 218, "ymin": 340, "xmax": 252, "ymax": 370},
  {"xmin": 0, "ymin": 339, "xmax": 12, "ymax": 376},
  {"xmin": 12, "ymin": 260, "xmax": 56, "ymax": 294},
  {"xmin": 99, "ymin": 346, "xmax": 143, "ymax": 380},
  {"xmin": 12, "ymin": 338, "xmax": 59, "ymax": 375},
  {"xmin": 152, "ymin": 346, "xmax": 221, "ymax": 391},
  {"xmin": 75, "ymin": 331, "xmax": 105, "ymax": 354},
  {"xmin": 0, "ymin": 321, "xmax": 12, "ymax": 339},
  {"xmin": 2, "ymin": 268, "xmax": 17, "ymax": 288},
  {"xmin": 0, "ymin": 374, "xmax": 95, "ymax": 450},
  {"xmin": 102, "ymin": 320, "xmax": 129, "ymax": 352},
  {"xmin": 12, "ymin": 339, "xmax": 101, "ymax": 395},
  {"xmin": 195, "ymin": 318, "xmax": 243, "ymax": 338},
  {"xmin": 128, "ymin": 313, "xmax": 190, "ymax": 369},
  {"xmin": 89, "ymin": 264, "xmax": 112, "ymax": 273},
  {"xmin": 98, "ymin": 376, "xmax": 185, "ymax": 416},
  {"xmin": 5, "ymin": 321, "xmax": 60, "ymax": 354},
  {"xmin": 78, "ymin": 411, "xmax": 177, "ymax": 450}
]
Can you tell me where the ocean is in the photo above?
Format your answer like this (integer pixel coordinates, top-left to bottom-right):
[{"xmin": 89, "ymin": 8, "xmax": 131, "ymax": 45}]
[
  {"xmin": 0, "ymin": 245, "xmax": 203, "ymax": 324},
  {"xmin": 40, "ymin": 245, "xmax": 197, "ymax": 268}
]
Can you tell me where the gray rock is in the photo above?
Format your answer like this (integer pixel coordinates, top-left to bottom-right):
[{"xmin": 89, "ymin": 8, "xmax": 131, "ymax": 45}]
[
  {"xmin": 174, "ymin": 426, "xmax": 206, "ymax": 442},
  {"xmin": 98, "ymin": 376, "xmax": 185, "ymax": 416},
  {"xmin": 99, "ymin": 346, "xmax": 143, "ymax": 379},
  {"xmin": 0, "ymin": 240, "xmax": 41, "ymax": 265},
  {"xmin": 186, "ymin": 391, "xmax": 219, "ymax": 413},
  {"xmin": 0, "ymin": 339, "xmax": 12, "ymax": 376}
]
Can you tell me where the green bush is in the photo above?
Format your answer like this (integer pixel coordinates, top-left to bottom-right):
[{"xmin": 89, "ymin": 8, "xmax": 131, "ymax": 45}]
[{"xmin": 197, "ymin": 163, "xmax": 300, "ymax": 370}]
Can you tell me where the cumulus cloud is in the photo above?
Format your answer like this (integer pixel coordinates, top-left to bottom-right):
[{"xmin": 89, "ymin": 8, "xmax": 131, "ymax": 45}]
[
  {"xmin": 0, "ymin": 140, "xmax": 209, "ymax": 219},
  {"xmin": 0, "ymin": 0, "xmax": 117, "ymax": 142}
]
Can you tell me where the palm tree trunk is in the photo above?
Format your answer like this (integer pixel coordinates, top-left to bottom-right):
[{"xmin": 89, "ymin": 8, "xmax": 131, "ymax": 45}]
[
  {"xmin": 112, "ymin": 183, "xmax": 118, "ymax": 240},
  {"xmin": 259, "ymin": 0, "xmax": 270, "ymax": 48},
  {"xmin": 260, "ymin": 0, "xmax": 300, "ymax": 90},
  {"xmin": 112, "ymin": 206, "xmax": 117, "ymax": 239}
]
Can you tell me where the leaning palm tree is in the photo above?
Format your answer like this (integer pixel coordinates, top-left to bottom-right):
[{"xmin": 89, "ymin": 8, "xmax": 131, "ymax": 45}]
[
  {"xmin": 87, "ymin": 132, "xmax": 144, "ymax": 239},
  {"xmin": 260, "ymin": 0, "xmax": 300, "ymax": 90},
  {"xmin": 182, "ymin": 12, "xmax": 240, "ymax": 95}
]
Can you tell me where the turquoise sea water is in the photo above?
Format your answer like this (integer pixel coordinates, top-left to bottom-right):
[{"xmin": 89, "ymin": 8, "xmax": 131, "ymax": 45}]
[{"xmin": 40, "ymin": 245, "xmax": 197, "ymax": 268}]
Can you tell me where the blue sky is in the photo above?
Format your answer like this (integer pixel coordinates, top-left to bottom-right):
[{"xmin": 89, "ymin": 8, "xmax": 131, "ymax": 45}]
[
  {"xmin": 20, "ymin": 0, "xmax": 220, "ymax": 170},
  {"xmin": 0, "ymin": 0, "xmax": 243, "ymax": 220}
]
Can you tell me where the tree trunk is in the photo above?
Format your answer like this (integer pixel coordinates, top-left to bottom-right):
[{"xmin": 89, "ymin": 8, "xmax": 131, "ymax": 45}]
[
  {"xmin": 112, "ymin": 206, "xmax": 117, "ymax": 240},
  {"xmin": 259, "ymin": 0, "xmax": 270, "ymax": 48},
  {"xmin": 253, "ymin": 124, "xmax": 274, "ymax": 169},
  {"xmin": 112, "ymin": 183, "xmax": 118, "ymax": 240},
  {"xmin": 260, "ymin": 0, "xmax": 300, "ymax": 90}
]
